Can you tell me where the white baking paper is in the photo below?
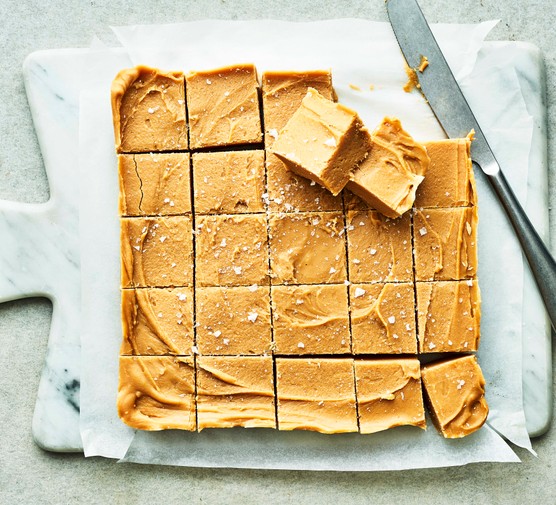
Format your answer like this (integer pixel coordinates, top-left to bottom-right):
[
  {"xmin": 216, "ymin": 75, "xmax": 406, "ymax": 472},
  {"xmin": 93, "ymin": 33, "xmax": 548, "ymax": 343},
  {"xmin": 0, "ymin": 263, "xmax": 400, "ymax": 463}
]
[{"xmin": 79, "ymin": 19, "xmax": 537, "ymax": 469}]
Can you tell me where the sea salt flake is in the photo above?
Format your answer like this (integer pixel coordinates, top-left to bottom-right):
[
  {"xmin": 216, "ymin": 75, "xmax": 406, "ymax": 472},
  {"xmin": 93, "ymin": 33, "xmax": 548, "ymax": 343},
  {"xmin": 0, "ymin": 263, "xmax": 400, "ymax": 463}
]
[
  {"xmin": 370, "ymin": 248, "xmax": 377, "ymax": 255},
  {"xmin": 213, "ymin": 330, "xmax": 222, "ymax": 338},
  {"xmin": 388, "ymin": 316, "xmax": 396, "ymax": 324},
  {"xmin": 222, "ymin": 338, "xmax": 230, "ymax": 345},
  {"xmin": 297, "ymin": 342, "xmax": 305, "ymax": 349},
  {"xmin": 428, "ymin": 342, "xmax": 436, "ymax": 349},
  {"xmin": 393, "ymin": 333, "xmax": 399, "ymax": 339},
  {"xmin": 159, "ymin": 236, "xmax": 167, "ymax": 243},
  {"xmin": 354, "ymin": 287, "xmax": 366, "ymax": 298},
  {"xmin": 268, "ymin": 128, "xmax": 278, "ymax": 139},
  {"xmin": 147, "ymin": 106, "xmax": 160, "ymax": 114},
  {"xmin": 191, "ymin": 345, "xmax": 199, "ymax": 354},
  {"xmin": 220, "ymin": 238, "xmax": 227, "ymax": 247},
  {"xmin": 247, "ymin": 312, "xmax": 258, "ymax": 323},
  {"xmin": 353, "ymin": 258, "xmax": 361, "ymax": 264},
  {"xmin": 206, "ymin": 79, "xmax": 212, "ymax": 84},
  {"xmin": 157, "ymin": 312, "xmax": 163, "ymax": 318},
  {"xmin": 457, "ymin": 379, "xmax": 466, "ymax": 390},
  {"xmin": 233, "ymin": 266, "xmax": 243, "ymax": 275},
  {"xmin": 329, "ymin": 267, "xmax": 337, "ymax": 274},
  {"xmin": 178, "ymin": 293, "xmax": 187, "ymax": 301},
  {"xmin": 248, "ymin": 284, "xmax": 258, "ymax": 292},
  {"xmin": 419, "ymin": 227, "xmax": 427, "ymax": 236},
  {"xmin": 324, "ymin": 137, "xmax": 336, "ymax": 147}
]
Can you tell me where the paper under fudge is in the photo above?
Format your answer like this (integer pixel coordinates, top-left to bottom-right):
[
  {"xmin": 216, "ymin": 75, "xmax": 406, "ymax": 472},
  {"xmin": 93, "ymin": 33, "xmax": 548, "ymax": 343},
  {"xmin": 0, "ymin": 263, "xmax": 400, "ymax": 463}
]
[
  {"xmin": 196, "ymin": 356, "xmax": 275, "ymax": 430},
  {"xmin": 186, "ymin": 64, "xmax": 262, "ymax": 149},
  {"xmin": 112, "ymin": 66, "xmax": 187, "ymax": 153},
  {"xmin": 276, "ymin": 358, "xmax": 358, "ymax": 433},
  {"xmin": 118, "ymin": 356, "xmax": 196, "ymax": 431},
  {"xmin": 196, "ymin": 285, "xmax": 272, "ymax": 355},
  {"xmin": 354, "ymin": 359, "xmax": 426, "ymax": 434},
  {"xmin": 272, "ymin": 284, "xmax": 350, "ymax": 355},
  {"xmin": 421, "ymin": 355, "xmax": 489, "ymax": 438}
]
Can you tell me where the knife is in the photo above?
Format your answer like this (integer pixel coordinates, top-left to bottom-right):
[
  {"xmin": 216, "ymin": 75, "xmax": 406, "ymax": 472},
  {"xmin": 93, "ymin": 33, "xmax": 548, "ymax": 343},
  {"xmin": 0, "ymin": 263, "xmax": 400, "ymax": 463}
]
[{"xmin": 387, "ymin": 0, "xmax": 556, "ymax": 331}]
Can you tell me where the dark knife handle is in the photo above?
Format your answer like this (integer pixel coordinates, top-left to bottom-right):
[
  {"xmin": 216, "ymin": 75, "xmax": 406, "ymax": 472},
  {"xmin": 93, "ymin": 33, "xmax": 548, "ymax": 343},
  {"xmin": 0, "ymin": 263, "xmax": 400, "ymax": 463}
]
[{"xmin": 487, "ymin": 167, "xmax": 556, "ymax": 331}]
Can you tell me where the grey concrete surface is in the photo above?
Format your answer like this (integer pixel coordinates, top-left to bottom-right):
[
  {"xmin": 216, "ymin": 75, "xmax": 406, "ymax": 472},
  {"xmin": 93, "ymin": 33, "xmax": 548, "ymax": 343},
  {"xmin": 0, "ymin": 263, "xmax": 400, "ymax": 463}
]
[{"xmin": 0, "ymin": 1, "xmax": 554, "ymax": 503}]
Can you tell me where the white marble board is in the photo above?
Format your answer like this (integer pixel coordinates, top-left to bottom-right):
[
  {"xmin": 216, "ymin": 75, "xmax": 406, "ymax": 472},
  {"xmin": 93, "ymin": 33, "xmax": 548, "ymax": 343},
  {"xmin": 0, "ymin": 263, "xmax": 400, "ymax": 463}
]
[{"xmin": 0, "ymin": 39, "xmax": 551, "ymax": 452}]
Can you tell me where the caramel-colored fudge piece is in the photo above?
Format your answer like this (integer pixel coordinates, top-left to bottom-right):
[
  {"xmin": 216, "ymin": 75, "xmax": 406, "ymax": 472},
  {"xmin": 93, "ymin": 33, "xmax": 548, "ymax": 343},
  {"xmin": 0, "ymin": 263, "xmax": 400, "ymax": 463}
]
[
  {"xmin": 272, "ymin": 284, "xmax": 350, "ymax": 354},
  {"xmin": 416, "ymin": 280, "xmax": 481, "ymax": 353},
  {"xmin": 195, "ymin": 214, "xmax": 268, "ymax": 286},
  {"xmin": 186, "ymin": 64, "xmax": 262, "ymax": 149},
  {"xmin": 272, "ymin": 88, "xmax": 371, "ymax": 196},
  {"xmin": 346, "ymin": 210, "xmax": 413, "ymax": 283},
  {"xmin": 193, "ymin": 150, "xmax": 265, "ymax": 214},
  {"xmin": 343, "ymin": 189, "xmax": 372, "ymax": 212},
  {"xmin": 196, "ymin": 356, "xmax": 275, "ymax": 430},
  {"xmin": 347, "ymin": 117, "xmax": 429, "ymax": 218},
  {"xmin": 415, "ymin": 138, "xmax": 476, "ymax": 208},
  {"xmin": 350, "ymin": 283, "xmax": 416, "ymax": 354},
  {"xmin": 119, "ymin": 153, "xmax": 191, "ymax": 217},
  {"xmin": 422, "ymin": 355, "xmax": 489, "ymax": 438},
  {"xmin": 118, "ymin": 356, "xmax": 195, "ymax": 431},
  {"xmin": 354, "ymin": 359, "xmax": 426, "ymax": 434},
  {"xmin": 196, "ymin": 285, "xmax": 272, "ymax": 355},
  {"xmin": 276, "ymin": 358, "xmax": 357, "ymax": 433},
  {"xmin": 121, "ymin": 287, "xmax": 193, "ymax": 355},
  {"xmin": 121, "ymin": 216, "xmax": 193, "ymax": 288},
  {"xmin": 269, "ymin": 212, "xmax": 347, "ymax": 285},
  {"xmin": 111, "ymin": 66, "xmax": 187, "ymax": 153},
  {"xmin": 413, "ymin": 207, "xmax": 478, "ymax": 281}
]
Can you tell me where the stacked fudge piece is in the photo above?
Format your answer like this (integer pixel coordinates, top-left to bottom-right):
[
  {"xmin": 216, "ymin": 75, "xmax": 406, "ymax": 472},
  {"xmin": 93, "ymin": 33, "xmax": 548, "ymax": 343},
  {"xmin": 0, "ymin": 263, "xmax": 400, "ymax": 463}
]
[{"xmin": 112, "ymin": 65, "xmax": 487, "ymax": 438}]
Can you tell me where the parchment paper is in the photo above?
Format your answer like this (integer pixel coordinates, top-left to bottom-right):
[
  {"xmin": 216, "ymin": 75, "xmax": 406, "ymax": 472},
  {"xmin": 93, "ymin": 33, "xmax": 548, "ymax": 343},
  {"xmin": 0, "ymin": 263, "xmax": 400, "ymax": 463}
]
[{"xmin": 79, "ymin": 19, "xmax": 535, "ymax": 469}]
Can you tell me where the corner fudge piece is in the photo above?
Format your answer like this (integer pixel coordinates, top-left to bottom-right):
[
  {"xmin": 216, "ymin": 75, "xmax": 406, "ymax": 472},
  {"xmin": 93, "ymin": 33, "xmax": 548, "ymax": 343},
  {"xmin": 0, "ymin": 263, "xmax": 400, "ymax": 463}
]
[
  {"xmin": 195, "ymin": 214, "xmax": 268, "ymax": 286},
  {"xmin": 421, "ymin": 355, "xmax": 489, "ymax": 438},
  {"xmin": 416, "ymin": 280, "xmax": 481, "ymax": 353},
  {"xmin": 192, "ymin": 150, "xmax": 265, "ymax": 214},
  {"xmin": 121, "ymin": 216, "xmax": 193, "ymax": 288},
  {"xmin": 119, "ymin": 153, "xmax": 191, "ymax": 217},
  {"xmin": 347, "ymin": 117, "xmax": 429, "ymax": 218},
  {"xmin": 121, "ymin": 287, "xmax": 193, "ymax": 355},
  {"xmin": 415, "ymin": 138, "xmax": 476, "ymax": 208},
  {"xmin": 111, "ymin": 66, "xmax": 187, "ymax": 153},
  {"xmin": 276, "ymin": 358, "xmax": 357, "ymax": 433},
  {"xmin": 271, "ymin": 88, "xmax": 371, "ymax": 196},
  {"xmin": 269, "ymin": 212, "xmax": 347, "ymax": 285},
  {"xmin": 186, "ymin": 64, "xmax": 262, "ymax": 149},
  {"xmin": 196, "ymin": 285, "xmax": 272, "ymax": 355},
  {"xmin": 272, "ymin": 284, "xmax": 350, "ymax": 354},
  {"xmin": 354, "ymin": 359, "xmax": 426, "ymax": 434},
  {"xmin": 413, "ymin": 207, "xmax": 478, "ymax": 281},
  {"xmin": 196, "ymin": 356, "xmax": 275, "ymax": 430},
  {"xmin": 350, "ymin": 283, "xmax": 417, "ymax": 354},
  {"xmin": 118, "ymin": 356, "xmax": 195, "ymax": 430}
]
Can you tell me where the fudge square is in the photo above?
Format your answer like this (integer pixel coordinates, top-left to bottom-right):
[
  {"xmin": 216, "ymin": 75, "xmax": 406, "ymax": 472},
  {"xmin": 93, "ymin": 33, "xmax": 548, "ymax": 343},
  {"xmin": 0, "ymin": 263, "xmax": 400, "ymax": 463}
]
[
  {"xmin": 111, "ymin": 66, "xmax": 187, "ymax": 153},
  {"xmin": 118, "ymin": 356, "xmax": 196, "ymax": 431},
  {"xmin": 186, "ymin": 64, "xmax": 262, "ymax": 149},
  {"xmin": 421, "ymin": 355, "xmax": 489, "ymax": 438},
  {"xmin": 276, "ymin": 358, "xmax": 358, "ymax": 433},
  {"xmin": 269, "ymin": 212, "xmax": 347, "ymax": 285},
  {"xmin": 119, "ymin": 153, "xmax": 191, "ymax": 217},
  {"xmin": 121, "ymin": 216, "xmax": 193, "ymax": 288},
  {"xmin": 346, "ymin": 210, "xmax": 413, "ymax": 283},
  {"xmin": 272, "ymin": 284, "xmax": 350, "ymax": 355},
  {"xmin": 350, "ymin": 283, "xmax": 417, "ymax": 354},
  {"xmin": 354, "ymin": 358, "xmax": 426, "ymax": 434},
  {"xmin": 413, "ymin": 207, "xmax": 478, "ymax": 281},
  {"xmin": 196, "ymin": 285, "xmax": 272, "ymax": 355},
  {"xmin": 195, "ymin": 214, "xmax": 269, "ymax": 287},
  {"xmin": 415, "ymin": 138, "xmax": 476, "ymax": 209},
  {"xmin": 416, "ymin": 280, "xmax": 481, "ymax": 353},
  {"xmin": 121, "ymin": 287, "xmax": 194, "ymax": 355},
  {"xmin": 196, "ymin": 356, "xmax": 275, "ymax": 430},
  {"xmin": 192, "ymin": 150, "xmax": 265, "ymax": 214}
]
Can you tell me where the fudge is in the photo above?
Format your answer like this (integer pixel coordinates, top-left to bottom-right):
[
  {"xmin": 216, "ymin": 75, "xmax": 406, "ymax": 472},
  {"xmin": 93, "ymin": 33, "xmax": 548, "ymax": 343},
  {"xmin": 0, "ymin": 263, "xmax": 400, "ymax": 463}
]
[
  {"xmin": 196, "ymin": 356, "xmax": 275, "ymax": 430},
  {"xmin": 354, "ymin": 359, "xmax": 426, "ymax": 434},
  {"xmin": 195, "ymin": 214, "xmax": 269, "ymax": 287},
  {"xmin": 350, "ymin": 283, "xmax": 417, "ymax": 354},
  {"xmin": 272, "ymin": 284, "xmax": 350, "ymax": 354},
  {"xmin": 196, "ymin": 285, "xmax": 272, "ymax": 355},
  {"xmin": 121, "ymin": 287, "xmax": 194, "ymax": 355},
  {"xmin": 421, "ymin": 355, "xmax": 489, "ymax": 438},
  {"xmin": 413, "ymin": 207, "xmax": 478, "ymax": 281},
  {"xmin": 346, "ymin": 210, "xmax": 413, "ymax": 283},
  {"xmin": 271, "ymin": 88, "xmax": 371, "ymax": 196},
  {"xmin": 416, "ymin": 280, "xmax": 481, "ymax": 353},
  {"xmin": 121, "ymin": 216, "xmax": 193, "ymax": 288},
  {"xmin": 192, "ymin": 150, "xmax": 265, "ymax": 214},
  {"xmin": 118, "ymin": 356, "xmax": 196, "ymax": 431},
  {"xmin": 119, "ymin": 153, "xmax": 191, "ymax": 216},
  {"xmin": 347, "ymin": 117, "xmax": 429, "ymax": 218},
  {"xmin": 186, "ymin": 64, "xmax": 262, "ymax": 149},
  {"xmin": 276, "ymin": 358, "xmax": 358, "ymax": 433},
  {"xmin": 269, "ymin": 212, "xmax": 347, "ymax": 285},
  {"xmin": 111, "ymin": 66, "xmax": 187, "ymax": 153}
]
